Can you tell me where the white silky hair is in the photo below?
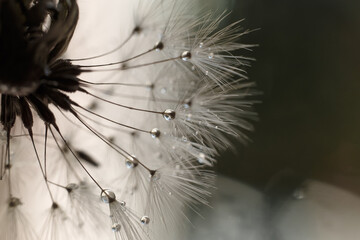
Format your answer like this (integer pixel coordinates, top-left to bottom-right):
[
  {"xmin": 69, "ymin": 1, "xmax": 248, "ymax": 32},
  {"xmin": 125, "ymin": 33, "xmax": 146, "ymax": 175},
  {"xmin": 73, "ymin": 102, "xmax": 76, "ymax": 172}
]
[{"xmin": 0, "ymin": 0, "xmax": 257, "ymax": 240}]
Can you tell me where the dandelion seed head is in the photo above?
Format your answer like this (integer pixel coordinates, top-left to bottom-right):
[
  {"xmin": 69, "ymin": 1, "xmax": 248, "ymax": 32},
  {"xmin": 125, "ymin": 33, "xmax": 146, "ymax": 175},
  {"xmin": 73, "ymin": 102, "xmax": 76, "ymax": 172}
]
[
  {"xmin": 0, "ymin": 0, "xmax": 258, "ymax": 239},
  {"xmin": 0, "ymin": 196, "xmax": 38, "ymax": 240}
]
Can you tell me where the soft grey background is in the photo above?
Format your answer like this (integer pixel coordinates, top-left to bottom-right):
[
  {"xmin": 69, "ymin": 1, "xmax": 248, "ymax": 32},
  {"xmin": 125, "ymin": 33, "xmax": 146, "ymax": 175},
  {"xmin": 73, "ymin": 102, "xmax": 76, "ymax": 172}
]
[
  {"xmin": 190, "ymin": 1, "xmax": 360, "ymax": 239},
  {"xmin": 208, "ymin": 0, "xmax": 360, "ymax": 196}
]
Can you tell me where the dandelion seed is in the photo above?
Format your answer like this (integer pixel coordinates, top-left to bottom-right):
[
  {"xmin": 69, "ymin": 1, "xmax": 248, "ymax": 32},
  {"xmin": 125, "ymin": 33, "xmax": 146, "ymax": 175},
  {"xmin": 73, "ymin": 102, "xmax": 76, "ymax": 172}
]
[
  {"xmin": 100, "ymin": 190, "xmax": 146, "ymax": 240},
  {"xmin": 41, "ymin": 203, "xmax": 74, "ymax": 240},
  {"xmin": 0, "ymin": 197, "xmax": 38, "ymax": 240},
  {"xmin": 64, "ymin": 181, "xmax": 108, "ymax": 238},
  {"xmin": 141, "ymin": 158, "xmax": 215, "ymax": 236}
]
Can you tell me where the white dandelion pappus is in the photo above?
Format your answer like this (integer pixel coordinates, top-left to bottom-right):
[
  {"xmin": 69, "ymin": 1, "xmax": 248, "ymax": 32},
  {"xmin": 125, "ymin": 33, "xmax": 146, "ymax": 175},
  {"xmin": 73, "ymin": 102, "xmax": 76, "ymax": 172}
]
[
  {"xmin": 64, "ymin": 181, "xmax": 109, "ymax": 239},
  {"xmin": 155, "ymin": 8, "xmax": 255, "ymax": 86},
  {"xmin": 174, "ymin": 80, "xmax": 259, "ymax": 150},
  {"xmin": 100, "ymin": 190, "xmax": 148, "ymax": 240},
  {"xmin": 40, "ymin": 203, "xmax": 74, "ymax": 240},
  {"xmin": 0, "ymin": 197, "xmax": 38, "ymax": 240},
  {"xmin": 143, "ymin": 158, "xmax": 215, "ymax": 236}
]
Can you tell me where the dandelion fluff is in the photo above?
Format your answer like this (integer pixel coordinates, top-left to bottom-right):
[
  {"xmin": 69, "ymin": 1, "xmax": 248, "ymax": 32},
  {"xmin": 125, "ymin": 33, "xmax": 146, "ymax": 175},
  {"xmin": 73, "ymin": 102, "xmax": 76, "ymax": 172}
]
[
  {"xmin": 0, "ymin": 197, "xmax": 38, "ymax": 240},
  {"xmin": 0, "ymin": 0, "xmax": 258, "ymax": 239}
]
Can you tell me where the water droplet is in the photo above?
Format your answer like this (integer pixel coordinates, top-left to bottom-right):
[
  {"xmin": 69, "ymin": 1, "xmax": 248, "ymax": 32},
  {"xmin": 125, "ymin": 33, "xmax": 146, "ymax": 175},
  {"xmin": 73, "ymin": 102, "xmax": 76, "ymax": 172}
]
[
  {"xmin": 163, "ymin": 109, "xmax": 176, "ymax": 121},
  {"xmin": 186, "ymin": 113, "xmax": 192, "ymax": 121},
  {"xmin": 183, "ymin": 99, "xmax": 192, "ymax": 109},
  {"xmin": 150, "ymin": 128, "xmax": 161, "ymax": 139},
  {"xmin": 181, "ymin": 51, "xmax": 192, "ymax": 61},
  {"xmin": 182, "ymin": 136, "xmax": 188, "ymax": 142},
  {"xmin": 198, "ymin": 153, "xmax": 206, "ymax": 164},
  {"xmin": 120, "ymin": 201, "xmax": 126, "ymax": 207},
  {"xmin": 191, "ymin": 65, "xmax": 196, "ymax": 71},
  {"xmin": 140, "ymin": 216, "xmax": 150, "ymax": 225},
  {"xmin": 112, "ymin": 223, "xmax": 121, "ymax": 232},
  {"xmin": 199, "ymin": 42, "xmax": 204, "ymax": 48},
  {"xmin": 293, "ymin": 188, "xmax": 305, "ymax": 200},
  {"xmin": 101, "ymin": 190, "xmax": 116, "ymax": 203},
  {"xmin": 160, "ymin": 87, "xmax": 167, "ymax": 94},
  {"xmin": 215, "ymin": 126, "xmax": 219, "ymax": 130},
  {"xmin": 125, "ymin": 155, "xmax": 139, "ymax": 169},
  {"xmin": 208, "ymin": 52, "xmax": 214, "ymax": 59},
  {"xmin": 205, "ymin": 71, "xmax": 209, "ymax": 76}
]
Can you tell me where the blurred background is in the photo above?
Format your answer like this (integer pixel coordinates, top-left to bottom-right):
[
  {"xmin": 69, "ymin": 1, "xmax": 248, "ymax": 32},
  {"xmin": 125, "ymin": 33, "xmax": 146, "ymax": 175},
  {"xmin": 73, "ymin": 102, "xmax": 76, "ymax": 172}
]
[
  {"xmin": 218, "ymin": 0, "xmax": 360, "ymax": 198},
  {"xmin": 190, "ymin": 0, "xmax": 360, "ymax": 239}
]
